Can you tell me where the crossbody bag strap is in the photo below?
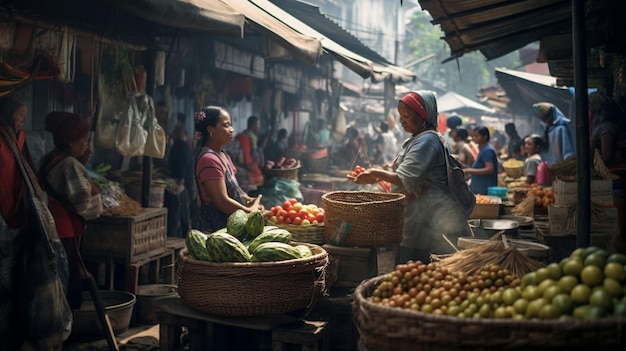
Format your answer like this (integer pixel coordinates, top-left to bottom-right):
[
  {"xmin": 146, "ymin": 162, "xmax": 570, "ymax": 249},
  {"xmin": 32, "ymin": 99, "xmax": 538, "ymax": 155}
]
[{"xmin": 0, "ymin": 128, "xmax": 56, "ymax": 254}]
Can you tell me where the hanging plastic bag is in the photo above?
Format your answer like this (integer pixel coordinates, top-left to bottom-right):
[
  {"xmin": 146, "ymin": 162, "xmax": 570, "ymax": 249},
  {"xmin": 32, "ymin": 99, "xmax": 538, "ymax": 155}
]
[
  {"xmin": 95, "ymin": 74, "xmax": 126, "ymax": 149},
  {"xmin": 115, "ymin": 93, "xmax": 150, "ymax": 157},
  {"xmin": 143, "ymin": 97, "xmax": 167, "ymax": 159}
]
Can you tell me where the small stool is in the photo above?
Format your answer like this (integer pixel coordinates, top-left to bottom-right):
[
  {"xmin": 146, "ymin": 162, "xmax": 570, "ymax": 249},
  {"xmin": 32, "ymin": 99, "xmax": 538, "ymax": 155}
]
[{"xmin": 272, "ymin": 320, "xmax": 329, "ymax": 351}]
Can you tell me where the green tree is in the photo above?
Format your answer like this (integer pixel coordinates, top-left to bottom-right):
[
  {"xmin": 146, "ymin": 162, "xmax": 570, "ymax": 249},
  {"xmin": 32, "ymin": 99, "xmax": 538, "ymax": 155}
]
[{"xmin": 404, "ymin": 10, "xmax": 520, "ymax": 98}]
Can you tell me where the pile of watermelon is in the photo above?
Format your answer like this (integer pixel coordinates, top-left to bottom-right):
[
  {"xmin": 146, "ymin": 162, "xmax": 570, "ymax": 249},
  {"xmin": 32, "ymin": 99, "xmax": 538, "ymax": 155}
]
[{"xmin": 185, "ymin": 209, "xmax": 313, "ymax": 263}]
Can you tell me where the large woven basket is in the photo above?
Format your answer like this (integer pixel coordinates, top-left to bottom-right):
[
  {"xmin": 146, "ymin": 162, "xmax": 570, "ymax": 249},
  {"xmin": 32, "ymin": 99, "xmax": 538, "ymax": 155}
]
[
  {"xmin": 354, "ymin": 276, "xmax": 626, "ymax": 350},
  {"xmin": 275, "ymin": 223, "xmax": 325, "ymax": 245},
  {"xmin": 261, "ymin": 166, "xmax": 300, "ymax": 181},
  {"xmin": 322, "ymin": 191, "xmax": 405, "ymax": 247},
  {"xmin": 177, "ymin": 243, "xmax": 328, "ymax": 317}
]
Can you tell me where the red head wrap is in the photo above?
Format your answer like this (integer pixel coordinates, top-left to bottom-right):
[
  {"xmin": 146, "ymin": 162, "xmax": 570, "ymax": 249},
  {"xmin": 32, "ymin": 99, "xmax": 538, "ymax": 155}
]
[
  {"xmin": 45, "ymin": 112, "xmax": 90, "ymax": 147},
  {"xmin": 400, "ymin": 92, "xmax": 428, "ymax": 120}
]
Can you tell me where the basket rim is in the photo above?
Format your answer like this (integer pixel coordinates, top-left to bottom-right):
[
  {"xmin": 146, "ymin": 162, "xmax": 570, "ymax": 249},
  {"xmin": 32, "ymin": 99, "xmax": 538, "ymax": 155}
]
[
  {"xmin": 179, "ymin": 242, "xmax": 327, "ymax": 269},
  {"xmin": 322, "ymin": 190, "xmax": 405, "ymax": 205},
  {"xmin": 354, "ymin": 275, "xmax": 626, "ymax": 328}
]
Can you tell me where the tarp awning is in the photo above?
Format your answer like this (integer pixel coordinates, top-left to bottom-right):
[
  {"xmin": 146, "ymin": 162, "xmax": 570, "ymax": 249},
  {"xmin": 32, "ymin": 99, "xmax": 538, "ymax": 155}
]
[
  {"xmin": 495, "ymin": 67, "xmax": 573, "ymax": 118},
  {"xmin": 270, "ymin": 0, "xmax": 416, "ymax": 83},
  {"xmin": 105, "ymin": 0, "xmax": 246, "ymax": 36},
  {"xmin": 221, "ymin": 0, "xmax": 322, "ymax": 64},
  {"xmin": 436, "ymin": 91, "xmax": 496, "ymax": 117}
]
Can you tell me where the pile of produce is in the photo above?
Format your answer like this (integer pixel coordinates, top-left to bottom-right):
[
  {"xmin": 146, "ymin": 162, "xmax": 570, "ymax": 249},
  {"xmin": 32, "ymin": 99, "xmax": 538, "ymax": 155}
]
[
  {"xmin": 475, "ymin": 194, "xmax": 500, "ymax": 204},
  {"xmin": 185, "ymin": 209, "xmax": 313, "ymax": 263},
  {"xmin": 511, "ymin": 185, "xmax": 554, "ymax": 216},
  {"xmin": 264, "ymin": 198, "xmax": 325, "ymax": 225},
  {"xmin": 264, "ymin": 157, "xmax": 300, "ymax": 169},
  {"xmin": 368, "ymin": 245, "xmax": 626, "ymax": 319}
]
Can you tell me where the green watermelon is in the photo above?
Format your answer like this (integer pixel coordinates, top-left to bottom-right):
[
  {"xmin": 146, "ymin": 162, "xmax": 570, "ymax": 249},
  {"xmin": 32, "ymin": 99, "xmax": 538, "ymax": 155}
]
[
  {"xmin": 245, "ymin": 210, "xmax": 265, "ymax": 239},
  {"xmin": 247, "ymin": 228, "xmax": 292, "ymax": 253},
  {"xmin": 205, "ymin": 232, "xmax": 251, "ymax": 262},
  {"xmin": 227, "ymin": 209, "xmax": 248, "ymax": 240},
  {"xmin": 186, "ymin": 229, "xmax": 211, "ymax": 261},
  {"xmin": 293, "ymin": 244, "xmax": 313, "ymax": 258},
  {"xmin": 251, "ymin": 242, "xmax": 302, "ymax": 262}
]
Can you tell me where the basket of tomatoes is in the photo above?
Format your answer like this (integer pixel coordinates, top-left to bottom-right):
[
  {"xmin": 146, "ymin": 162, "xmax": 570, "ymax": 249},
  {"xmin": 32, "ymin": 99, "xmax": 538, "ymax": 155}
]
[{"xmin": 264, "ymin": 198, "xmax": 325, "ymax": 245}]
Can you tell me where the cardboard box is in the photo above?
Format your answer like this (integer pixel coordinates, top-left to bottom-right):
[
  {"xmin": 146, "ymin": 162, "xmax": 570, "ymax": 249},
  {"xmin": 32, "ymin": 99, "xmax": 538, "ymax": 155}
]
[
  {"xmin": 548, "ymin": 205, "xmax": 618, "ymax": 236},
  {"xmin": 553, "ymin": 179, "xmax": 613, "ymax": 206}
]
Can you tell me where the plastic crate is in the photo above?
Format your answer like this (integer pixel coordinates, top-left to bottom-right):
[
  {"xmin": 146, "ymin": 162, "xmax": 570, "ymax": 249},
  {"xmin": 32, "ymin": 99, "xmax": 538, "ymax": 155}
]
[{"xmin": 82, "ymin": 208, "xmax": 167, "ymax": 263}]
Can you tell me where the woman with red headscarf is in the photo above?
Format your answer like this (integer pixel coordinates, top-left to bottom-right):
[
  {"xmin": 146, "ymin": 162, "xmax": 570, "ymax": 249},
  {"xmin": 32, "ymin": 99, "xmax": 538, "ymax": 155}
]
[
  {"xmin": 38, "ymin": 112, "xmax": 103, "ymax": 309},
  {"xmin": 349, "ymin": 91, "xmax": 466, "ymax": 264}
]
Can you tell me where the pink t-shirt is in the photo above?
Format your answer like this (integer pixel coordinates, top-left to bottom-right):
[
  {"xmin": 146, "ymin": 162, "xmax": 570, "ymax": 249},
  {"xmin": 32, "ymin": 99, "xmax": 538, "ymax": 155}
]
[{"xmin": 196, "ymin": 148, "xmax": 237, "ymax": 204}]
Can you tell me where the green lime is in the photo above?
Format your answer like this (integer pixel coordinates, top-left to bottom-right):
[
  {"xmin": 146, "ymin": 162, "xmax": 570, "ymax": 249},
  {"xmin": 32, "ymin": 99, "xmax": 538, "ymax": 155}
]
[
  {"xmin": 543, "ymin": 285, "xmax": 563, "ymax": 302},
  {"xmin": 603, "ymin": 278, "xmax": 623, "ymax": 297},
  {"xmin": 573, "ymin": 305, "xmax": 591, "ymax": 318},
  {"xmin": 557, "ymin": 275, "xmax": 578, "ymax": 293},
  {"xmin": 589, "ymin": 289, "xmax": 613, "ymax": 310},
  {"xmin": 563, "ymin": 259, "xmax": 583, "ymax": 276},
  {"xmin": 606, "ymin": 253, "xmax": 626, "ymax": 265},
  {"xmin": 570, "ymin": 248, "xmax": 586, "ymax": 260},
  {"xmin": 522, "ymin": 285, "xmax": 541, "ymax": 301},
  {"xmin": 534, "ymin": 267, "xmax": 552, "ymax": 284},
  {"xmin": 521, "ymin": 272, "xmax": 536, "ymax": 287},
  {"xmin": 539, "ymin": 304, "xmax": 561, "ymax": 319},
  {"xmin": 604, "ymin": 262, "xmax": 626, "ymax": 282},
  {"xmin": 582, "ymin": 246, "xmax": 601, "ymax": 259},
  {"xmin": 580, "ymin": 265, "xmax": 603, "ymax": 286},
  {"xmin": 502, "ymin": 288, "xmax": 520, "ymax": 306},
  {"xmin": 614, "ymin": 301, "xmax": 626, "ymax": 316},
  {"xmin": 513, "ymin": 298, "xmax": 529, "ymax": 314},
  {"xmin": 570, "ymin": 284, "xmax": 591, "ymax": 304},
  {"xmin": 537, "ymin": 279, "xmax": 557, "ymax": 295},
  {"xmin": 525, "ymin": 298, "xmax": 547, "ymax": 319},
  {"xmin": 551, "ymin": 293, "xmax": 573, "ymax": 314},
  {"xmin": 584, "ymin": 253, "xmax": 607, "ymax": 268},
  {"xmin": 585, "ymin": 306, "xmax": 609, "ymax": 319},
  {"xmin": 546, "ymin": 262, "xmax": 563, "ymax": 280}
]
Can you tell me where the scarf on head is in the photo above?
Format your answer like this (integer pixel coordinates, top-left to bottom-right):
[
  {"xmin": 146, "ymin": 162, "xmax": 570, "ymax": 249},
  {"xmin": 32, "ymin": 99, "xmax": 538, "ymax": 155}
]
[{"xmin": 400, "ymin": 90, "xmax": 439, "ymax": 129}]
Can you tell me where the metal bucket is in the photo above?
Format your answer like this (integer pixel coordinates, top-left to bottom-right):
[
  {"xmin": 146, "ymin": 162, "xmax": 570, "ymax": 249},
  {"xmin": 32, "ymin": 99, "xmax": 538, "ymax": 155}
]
[
  {"xmin": 468, "ymin": 219, "xmax": 519, "ymax": 239},
  {"xmin": 134, "ymin": 284, "xmax": 178, "ymax": 325},
  {"xmin": 71, "ymin": 290, "xmax": 136, "ymax": 339}
]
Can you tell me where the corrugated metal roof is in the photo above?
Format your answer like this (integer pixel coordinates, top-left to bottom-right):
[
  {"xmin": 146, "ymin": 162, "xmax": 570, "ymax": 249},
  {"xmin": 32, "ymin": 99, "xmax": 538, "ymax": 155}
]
[
  {"xmin": 270, "ymin": 0, "xmax": 415, "ymax": 83},
  {"xmin": 418, "ymin": 0, "xmax": 572, "ymax": 61}
]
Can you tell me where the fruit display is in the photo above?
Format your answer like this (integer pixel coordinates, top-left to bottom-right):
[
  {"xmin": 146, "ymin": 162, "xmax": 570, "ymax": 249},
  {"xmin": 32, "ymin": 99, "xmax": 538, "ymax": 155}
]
[
  {"xmin": 348, "ymin": 165, "xmax": 366, "ymax": 178},
  {"xmin": 186, "ymin": 210, "xmax": 312, "ymax": 263},
  {"xmin": 475, "ymin": 194, "xmax": 500, "ymax": 204},
  {"xmin": 264, "ymin": 198, "xmax": 325, "ymax": 225},
  {"xmin": 367, "ymin": 244, "xmax": 626, "ymax": 319},
  {"xmin": 264, "ymin": 157, "xmax": 300, "ymax": 169}
]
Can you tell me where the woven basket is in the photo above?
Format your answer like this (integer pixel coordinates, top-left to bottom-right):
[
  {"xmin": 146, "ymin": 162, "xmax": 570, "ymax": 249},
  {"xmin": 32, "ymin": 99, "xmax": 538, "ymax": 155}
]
[
  {"xmin": 177, "ymin": 243, "xmax": 328, "ymax": 317},
  {"xmin": 322, "ymin": 191, "xmax": 405, "ymax": 247},
  {"xmin": 503, "ymin": 165, "xmax": 524, "ymax": 179},
  {"xmin": 354, "ymin": 276, "xmax": 626, "ymax": 351},
  {"xmin": 276, "ymin": 223, "xmax": 325, "ymax": 245},
  {"xmin": 261, "ymin": 166, "xmax": 300, "ymax": 181}
]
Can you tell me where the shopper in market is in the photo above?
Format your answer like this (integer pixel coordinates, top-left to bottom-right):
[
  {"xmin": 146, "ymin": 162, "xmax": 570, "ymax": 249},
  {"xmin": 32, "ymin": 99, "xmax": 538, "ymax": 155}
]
[
  {"xmin": 1, "ymin": 98, "xmax": 73, "ymax": 350},
  {"xmin": 503, "ymin": 122, "xmax": 523, "ymax": 160},
  {"xmin": 194, "ymin": 106, "xmax": 263, "ymax": 234},
  {"xmin": 532, "ymin": 102, "xmax": 575, "ymax": 166},
  {"xmin": 233, "ymin": 115, "xmax": 264, "ymax": 191},
  {"xmin": 589, "ymin": 91, "xmax": 626, "ymax": 166},
  {"xmin": 523, "ymin": 134, "xmax": 543, "ymax": 185},
  {"xmin": 38, "ymin": 112, "xmax": 103, "ymax": 311},
  {"xmin": 165, "ymin": 123, "xmax": 195, "ymax": 238},
  {"xmin": 464, "ymin": 126, "xmax": 499, "ymax": 195},
  {"xmin": 451, "ymin": 127, "xmax": 475, "ymax": 169},
  {"xmin": 348, "ymin": 90, "xmax": 467, "ymax": 265}
]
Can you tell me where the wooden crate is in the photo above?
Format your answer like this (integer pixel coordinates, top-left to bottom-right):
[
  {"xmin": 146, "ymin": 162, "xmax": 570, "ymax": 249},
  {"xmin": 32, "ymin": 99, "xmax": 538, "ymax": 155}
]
[
  {"xmin": 82, "ymin": 208, "xmax": 167, "ymax": 263},
  {"xmin": 322, "ymin": 244, "xmax": 377, "ymax": 288}
]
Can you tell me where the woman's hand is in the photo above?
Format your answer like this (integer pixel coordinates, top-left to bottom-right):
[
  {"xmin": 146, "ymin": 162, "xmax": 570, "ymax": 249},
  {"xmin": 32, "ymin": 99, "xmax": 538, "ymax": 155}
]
[
  {"xmin": 348, "ymin": 169, "xmax": 379, "ymax": 185},
  {"xmin": 247, "ymin": 195, "xmax": 264, "ymax": 212}
]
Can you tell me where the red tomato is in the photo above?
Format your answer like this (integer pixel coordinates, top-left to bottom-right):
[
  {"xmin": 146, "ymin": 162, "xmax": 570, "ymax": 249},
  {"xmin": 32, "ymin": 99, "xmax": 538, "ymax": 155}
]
[
  {"xmin": 292, "ymin": 217, "xmax": 302, "ymax": 225},
  {"xmin": 315, "ymin": 212, "xmax": 324, "ymax": 223},
  {"xmin": 276, "ymin": 216, "xmax": 285, "ymax": 224},
  {"xmin": 288, "ymin": 210, "xmax": 298, "ymax": 220},
  {"xmin": 289, "ymin": 198, "xmax": 298, "ymax": 205},
  {"xmin": 284, "ymin": 217, "xmax": 293, "ymax": 225},
  {"xmin": 282, "ymin": 200, "xmax": 291, "ymax": 211},
  {"xmin": 298, "ymin": 210, "xmax": 309, "ymax": 219},
  {"xmin": 277, "ymin": 209, "xmax": 288, "ymax": 218}
]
